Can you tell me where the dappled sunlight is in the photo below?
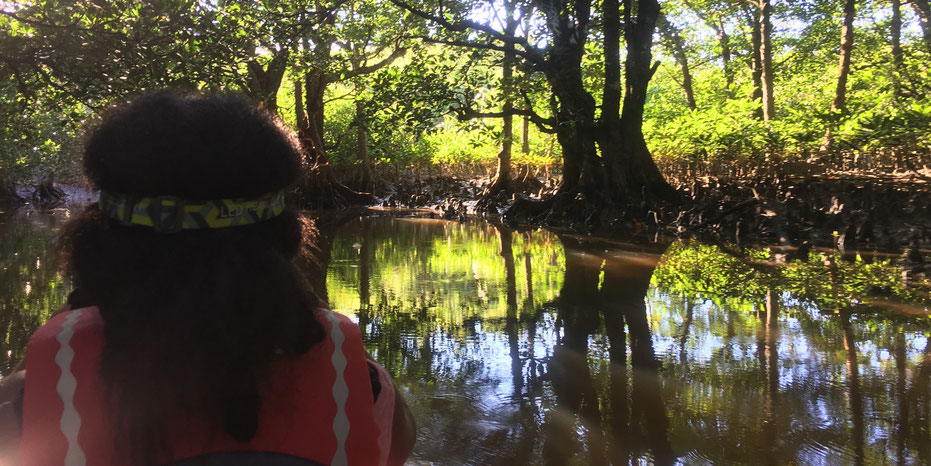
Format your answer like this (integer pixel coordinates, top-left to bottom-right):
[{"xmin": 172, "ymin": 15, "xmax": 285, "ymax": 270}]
[
  {"xmin": 1, "ymin": 0, "xmax": 929, "ymax": 462},
  {"xmin": 326, "ymin": 218, "xmax": 931, "ymax": 464}
]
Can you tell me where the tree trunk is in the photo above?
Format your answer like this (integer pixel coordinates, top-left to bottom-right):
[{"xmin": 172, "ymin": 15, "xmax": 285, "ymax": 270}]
[
  {"xmin": 759, "ymin": 0, "xmax": 775, "ymax": 121},
  {"xmin": 594, "ymin": 0, "xmax": 623, "ymax": 205},
  {"xmin": 519, "ymin": 0, "xmax": 596, "ymax": 200},
  {"xmin": 291, "ymin": 7, "xmax": 397, "ymax": 209},
  {"xmin": 748, "ymin": 6, "xmax": 764, "ymax": 120},
  {"xmin": 476, "ymin": 4, "xmax": 518, "ymax": 212},
  {"xmin": 909, "ymin": 0, "xmax": 931, "ymax": 52},
  {"xmin": 611, "ymin": 0, "xmax": 673, "ymax": 202},
  {"xmin": 823, "ymin": 0, "xmax": 856, "ymax": 150},
  {"xmin": 657, "ymin": 13, "xmax": 697, "ymax": 110},
  {"xmin": 521, "ymin": 18, "xmax": 532, "ymax": 158},
  {"xmin": 545, "ymin": 36, "xmax": 597, "ymax": 196},
  {"xmin": 718, "ymin": 27, "xmax": 734, "ymax": 91},
  {"xmin": 303, "ymin": 68, "xmax": 328, "ymax": 165},
  {"xmin": 603, "ymin": 0, "xmax": 622, "ymax": 127},
  {"xmin": 521, "ymin": 115, "xmax": 530, "ymax": 155},
  {"xmin": 245, "ymin": 50, "xmax": 289, "ymax": 113},
  {"xmin": 491, "ymin": 9, "xmax": 517, "ymax": 192},
  {"xmin": 832, "ymin": 0, "xmax": 856, "ymax": 114},
  {"xmin": 294, "ymin": 68, "xmax": 374, "ymax": 208},
  {"xmin": 355, "ymin": 100, "xmax": 375, "ymax": 191},
  {"xmin": 294, "ymin": 78, "xmax": 307, "ymax": 132},
  {"xmin": 507, "ymin": 0, "xmax": 674, "ymax": 227},
  {"xmin": 892, "ymin": 0, "xmax": 903, "ymax": 99},
  {"xmin": 684, "ymin": 4, "xmax": 733, "ymax": 91}
]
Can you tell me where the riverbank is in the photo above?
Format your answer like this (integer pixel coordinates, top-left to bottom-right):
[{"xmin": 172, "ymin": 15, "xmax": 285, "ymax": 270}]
[
  {"xmin": 347, "ymin": 166, "xmax": 931, "ymax": 256},
  {"xmin": 7, "ymin": 162, "xmax": 931, "ymax": 259}
]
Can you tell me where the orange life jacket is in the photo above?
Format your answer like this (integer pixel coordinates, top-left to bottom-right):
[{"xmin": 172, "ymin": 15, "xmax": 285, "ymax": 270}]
[{"xmin": 21, "ymin": 307, "xmax": 386, "ymax": 466}]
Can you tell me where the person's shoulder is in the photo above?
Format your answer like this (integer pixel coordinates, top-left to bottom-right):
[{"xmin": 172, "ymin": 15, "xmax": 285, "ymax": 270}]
[
  {"xmin": 314, "ymin": 308, "xmax": 362, "ymax": 332},
  {"xmin": 29, "ymin": 306, "xmax": 103, "ymax": 345}
]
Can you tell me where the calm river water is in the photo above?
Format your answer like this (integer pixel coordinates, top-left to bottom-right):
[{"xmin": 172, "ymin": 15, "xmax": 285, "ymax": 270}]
[{"xmin": 2, "ymin": 207, "xmax": 931, "ymax": 465}]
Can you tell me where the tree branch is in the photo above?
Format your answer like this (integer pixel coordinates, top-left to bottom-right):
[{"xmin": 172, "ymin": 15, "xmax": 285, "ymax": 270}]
[
  {"xmin": 323, "ymin": 87, "xmax": 357, "ymax": 104},
  {"xmin": 388, "ymin": 0, "xmax": 546, "ymax": 65},
  {"xmin": 413, "ymin": 36, "xmax": 538, "ymax": 62},
  {"xmin": 343, "ymin": 46, "xmax": 408, "ymax": 79},
  {"xmin": 649, "ymin": 60, "xmax": 661, "ymax": 80},
  {"xmin": 456, "ymin": 106, "xmax": 556, "ymax": 133},
  {"xmin": 26, "ymin": 61, "xmax": 102, "ymax": 110}
]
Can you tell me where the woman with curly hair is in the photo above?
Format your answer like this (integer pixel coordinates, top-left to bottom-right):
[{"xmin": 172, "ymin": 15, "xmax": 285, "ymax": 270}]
[{"xmin": 0, "ymin": 90, "xmax": 415, "ymax": 466}]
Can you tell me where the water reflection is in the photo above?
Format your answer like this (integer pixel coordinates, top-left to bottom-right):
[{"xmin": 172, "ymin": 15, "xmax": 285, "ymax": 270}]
[
  {"xmin": 0, "ymin": 208, "xmax": 71, "ymax": 373},
  {"xmin": 327, "ymin": 217, "xmax": 931, "ymax": 465},
  {"xmin": 3, "ymin": 211, "xmax": 931, "ymax": 464},
  {"xmin": 534, "ymin": 236, "xmax": 673, "ymax": 465}
]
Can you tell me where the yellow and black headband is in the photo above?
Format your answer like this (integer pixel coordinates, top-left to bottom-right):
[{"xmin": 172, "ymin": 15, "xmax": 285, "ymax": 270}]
[{"xmin": 98, "ymin": 190, "xmax": 286, "ymax": 233}]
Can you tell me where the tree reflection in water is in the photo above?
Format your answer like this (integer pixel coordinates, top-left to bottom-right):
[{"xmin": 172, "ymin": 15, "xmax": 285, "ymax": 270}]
[
  {"xmin": 544, "ymin": 236, "xmax": 674, "ymax": 465},
  {"xmin": 323, "ymin": 218, "xmax": 931, "ymax": 464},
  {"xmin": 324, "ymin": 217, "xmax": 679, "ymax": 464}
]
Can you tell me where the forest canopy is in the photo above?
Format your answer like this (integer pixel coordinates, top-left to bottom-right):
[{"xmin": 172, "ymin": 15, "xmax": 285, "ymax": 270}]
[{"xmin": 0, "ymin": 0, "xmax": 929, "ymax": 201}]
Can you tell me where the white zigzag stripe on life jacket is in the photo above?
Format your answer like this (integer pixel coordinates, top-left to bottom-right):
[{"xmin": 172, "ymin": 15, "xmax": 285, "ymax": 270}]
[
  {"xmin": 54, "ymin": 309, "xmax": 86, "ymax": 466},
  {"xmin": 325, "ymin": 310, "xmax": 351, "ymax": 466},
  {"xmin": 22, "ymin": 307, "xmax": 389, "ymax": 466}
]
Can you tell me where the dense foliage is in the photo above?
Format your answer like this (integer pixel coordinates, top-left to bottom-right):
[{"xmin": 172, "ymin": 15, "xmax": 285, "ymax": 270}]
[
  {"xmin": 0, "ymin": 0, "xmax": 928, "ymax": 188},
  {"xmin": 646, "ymin": 0, "xmax": 931, "ymax": 171}
]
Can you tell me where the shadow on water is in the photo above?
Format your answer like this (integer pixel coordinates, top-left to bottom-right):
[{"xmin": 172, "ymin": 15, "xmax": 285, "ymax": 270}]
[{"xmin": 5, "ymin": 210, "xmax": 931, "ymax": 464}]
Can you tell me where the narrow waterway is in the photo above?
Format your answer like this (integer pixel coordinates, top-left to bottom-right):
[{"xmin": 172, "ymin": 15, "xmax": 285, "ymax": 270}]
[{"xmin": 3, "ymin": 208, "xmax": 931, "ymax": 464}]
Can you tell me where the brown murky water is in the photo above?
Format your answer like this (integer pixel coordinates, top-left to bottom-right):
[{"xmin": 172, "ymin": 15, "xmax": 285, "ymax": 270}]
[{"xmin": 3, "ymin": 208, "xmax": 931, "ymax": 464}]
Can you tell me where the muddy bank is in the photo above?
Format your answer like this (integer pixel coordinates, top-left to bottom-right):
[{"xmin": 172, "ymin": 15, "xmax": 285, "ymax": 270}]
[
  {"xmin": 11, "ymin": 166, "xmax": 931, "ymax": 260},
  {"xmin": 677, "ymin": 174, "xmax": 931, "ymax": 250},
  {"xmin": 359, "ymin": 169, "xmax": 931, "ymax": 255},
  {"xmin": 0, "ymin": 181, "xmax": 96, "ymax": 208}
]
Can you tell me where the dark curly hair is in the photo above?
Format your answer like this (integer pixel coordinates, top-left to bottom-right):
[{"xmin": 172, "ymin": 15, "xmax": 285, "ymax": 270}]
[{"xmin": 57, "ymin": 90, "xmax": 325, "ymax": 464}]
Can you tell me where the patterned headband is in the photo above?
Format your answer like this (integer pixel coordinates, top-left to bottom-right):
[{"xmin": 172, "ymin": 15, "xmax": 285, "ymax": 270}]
[{"xmin": 97, "ymin": 190, "xmax": 286, "ymax": 233}]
